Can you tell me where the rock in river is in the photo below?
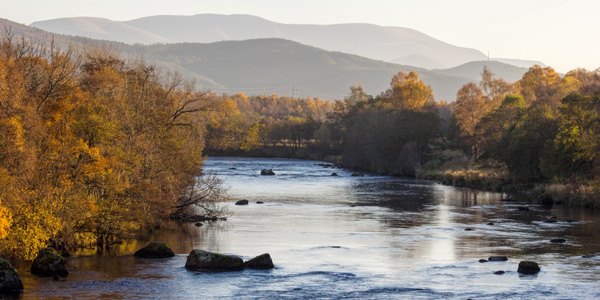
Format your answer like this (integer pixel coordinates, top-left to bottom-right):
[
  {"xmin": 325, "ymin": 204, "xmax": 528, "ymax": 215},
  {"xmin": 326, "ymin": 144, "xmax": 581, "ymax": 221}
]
[
  {"xmin": 479, "ymin": 259, "xmax": 488, "ymax": 263},
  {"xmin": 517, "ymin": 261, "xmax": 540, "ymax": 275},
  {"xmin": 260, "ymin": 169, "xmax": 275, "ymax": 176},
  {"xmin": 235, "ymin": 199, "xmax": 249, "ymax": 205},
  {"xmin": 330, "ymin": 172, "xmax": 338, "ymax": 176},
  {"xmin": 550, "ymin": 238, "xmax": 566, "ymax": 243},
  {"xmin": 488, "ymin": 256, "xmax": 508, "ymax": 262},
  {"xmin": 185, "ymin": 250, "xmax": 244, "ymax": 271},
  {"xmin": 134, "ymin": 241, "xmax": 175, "ymax": 258},
  {"xmin": 30, "ymin": 247, "xmax": 68, "ymax": 277},
  {"xmin": 350, "ymin": 172, "xmax": 364, "ymax": 177},
  {"xmin": 0, "ymin": 258, "xmax": 23, "ymax": 294},
  {"xmin": 493, "ymin": 270, "xmax": 505, "ymax": 275},
  {"xmin": 244, "ymin": 253, "xmax": 275, "ymax": 270}
]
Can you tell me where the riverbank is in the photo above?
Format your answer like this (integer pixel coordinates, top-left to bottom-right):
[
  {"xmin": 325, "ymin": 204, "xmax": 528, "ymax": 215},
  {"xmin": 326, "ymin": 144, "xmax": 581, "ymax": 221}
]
[
  {"xmin": 417, "ymin": 164, "xmax": 600, "ymax": 209},
  {"xmin": 208, "ymin": 150, "xmax": 600, "ymax": 209},
  {"xmin": 205, "ymin": 147, "xmax": 343, "ymax": 165}
]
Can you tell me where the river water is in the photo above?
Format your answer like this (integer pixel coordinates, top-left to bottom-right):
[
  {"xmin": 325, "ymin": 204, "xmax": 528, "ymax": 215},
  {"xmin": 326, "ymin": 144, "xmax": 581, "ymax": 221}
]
[{"xmin": 15, "ymin": 157, "xmax": 600, "ymax": 299}]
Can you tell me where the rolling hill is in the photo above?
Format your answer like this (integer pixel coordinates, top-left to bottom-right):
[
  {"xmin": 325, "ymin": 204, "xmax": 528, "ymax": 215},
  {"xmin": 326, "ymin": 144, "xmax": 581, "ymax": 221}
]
[
  {"xmin": 32, "ymin": 14, "xmax": 489, "ymax": 69},
  {"xmin": 2, "ymin": 18, "xmax": 529, "ymax": 100}
]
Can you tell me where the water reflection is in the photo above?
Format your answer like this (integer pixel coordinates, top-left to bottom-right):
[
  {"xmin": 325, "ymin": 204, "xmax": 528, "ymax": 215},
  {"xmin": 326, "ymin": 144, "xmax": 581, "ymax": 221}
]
[{"xmin": 15, "ymin": 157, "xmax": 600, "ymax": 299}]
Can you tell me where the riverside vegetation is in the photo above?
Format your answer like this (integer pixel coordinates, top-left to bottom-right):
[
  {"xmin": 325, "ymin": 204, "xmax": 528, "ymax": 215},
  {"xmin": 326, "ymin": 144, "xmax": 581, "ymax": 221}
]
[
  {"xmin": 0, "ymin": 37, "xmax": 223, "ymax": 261},
  {"xmin": 0, "ymin": 35, "xmax": 599, "ymax": 264},
  {"xmin": 205, "ymin": 69, "xmax": 600, "ymax": 209}
]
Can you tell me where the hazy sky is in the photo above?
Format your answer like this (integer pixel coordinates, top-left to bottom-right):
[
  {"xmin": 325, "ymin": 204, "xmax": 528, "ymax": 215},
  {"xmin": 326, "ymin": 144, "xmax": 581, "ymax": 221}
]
[{"xmin": 2, "ymin": 0, "xmax": 599, "ymax": 71}]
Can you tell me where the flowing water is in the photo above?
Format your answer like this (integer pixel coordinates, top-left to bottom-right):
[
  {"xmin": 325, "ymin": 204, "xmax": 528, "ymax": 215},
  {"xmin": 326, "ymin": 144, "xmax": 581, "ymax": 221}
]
[{"xmin": 15, "ymin": 157, "xmax": 600, "ymax": 299}]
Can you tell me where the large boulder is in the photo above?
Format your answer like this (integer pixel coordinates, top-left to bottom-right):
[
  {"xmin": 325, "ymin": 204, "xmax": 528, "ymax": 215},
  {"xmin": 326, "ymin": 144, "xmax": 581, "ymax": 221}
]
[
  {"xmin": 260, "ymin": 169, "xmax": 275, "ymax": 176},
  {"xmin": 185, "ymin": 250, "xmax": 244, "ymax": 271},
  {"xmin": 517, "ymin": 261, "xmax": 541, "ymax": 275},
  {"xmin": 134, "ymin": 241, "xmax": 175, "ymax": 258},
  {"xmin": 0, "ymin": 258, "xmax": 23, "ymax": 294},
  {"xmin": 244, "ymin": 253, "xmax": 274, "ymax": 270},
  {"xmin": 30, "ymin": 247, "xmax": 68, "ymax": 277}
]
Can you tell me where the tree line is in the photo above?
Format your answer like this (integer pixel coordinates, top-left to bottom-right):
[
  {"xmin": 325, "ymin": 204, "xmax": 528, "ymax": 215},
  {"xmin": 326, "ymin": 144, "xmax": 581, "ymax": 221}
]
[
  {"xmin": 0, "ymin": 37, "xmax": 217, "ymax": 260},
  {"xmin": 207, "ymin": 66, "xmax": 599, "ymax": 205}
]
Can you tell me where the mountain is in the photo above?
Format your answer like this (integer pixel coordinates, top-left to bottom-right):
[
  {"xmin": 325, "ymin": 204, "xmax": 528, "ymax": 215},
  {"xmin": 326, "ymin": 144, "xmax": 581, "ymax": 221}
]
[
  {"xmin": 115, "ymin": 39, "xmax": 530, "ymax": 100},
  {"xmin": 30, "ymin": 17, "xmax": 170, "ymax": 44},
  {"xmin": 124, "ymin": 38, "xmax": 464, "ymax": 99},
  {"xmin": 2, "ymin": 18, "xmax": 528, "ymax": 100},
  {"xmin": 32, "ymin": 14, "xmax": 488, "ymax": 69},
  {"xmin": 431, "ymin": 61, "xmax": 528, "ymax": 83},
  {"xmin": 493, "ymin": 58, "xmax": 545, "ymax": 69}
]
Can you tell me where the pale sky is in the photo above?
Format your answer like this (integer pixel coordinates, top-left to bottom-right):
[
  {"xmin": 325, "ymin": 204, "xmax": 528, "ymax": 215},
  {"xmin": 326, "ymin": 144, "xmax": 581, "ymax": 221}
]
[{"xmin": 2, "ymin": 0, "xmax": 599, "ymax": 72}]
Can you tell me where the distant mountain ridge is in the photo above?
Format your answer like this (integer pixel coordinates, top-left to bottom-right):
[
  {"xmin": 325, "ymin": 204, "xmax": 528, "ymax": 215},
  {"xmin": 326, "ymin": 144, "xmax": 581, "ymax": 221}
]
[
  {"xmin": 1, "ymin": 18, "xmax": 530, "ymax": 100},
  {"xmin": 32, "ymin": 14, "xmax": 494, "ymax": 69}
]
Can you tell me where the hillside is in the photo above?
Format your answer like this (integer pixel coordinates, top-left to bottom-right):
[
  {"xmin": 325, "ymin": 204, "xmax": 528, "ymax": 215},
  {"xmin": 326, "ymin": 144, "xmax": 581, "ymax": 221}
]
[
  {"xmin": 3, "ymin": 19, "xmax": 528, "ymax": 100},
  {"xmin": 32, "ymin": 14, "xmax": 488, "ymax": 69},
  {"xmin": 431, "ymin": 61, "xmax": 528, "ymax": 83},
  {"xmin": 124, "ymin": 38, "xmax": 476, "ymax": 99},
  {"xmin": 30, "ymin": 17, "xmax": 170, "ymax": 44}
]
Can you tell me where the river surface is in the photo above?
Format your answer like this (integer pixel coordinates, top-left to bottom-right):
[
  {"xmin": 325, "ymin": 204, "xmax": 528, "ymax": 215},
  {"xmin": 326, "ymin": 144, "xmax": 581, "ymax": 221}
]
[{"xmin": 15, "ymin": 157, "xmax": 600, "ymax": 299}]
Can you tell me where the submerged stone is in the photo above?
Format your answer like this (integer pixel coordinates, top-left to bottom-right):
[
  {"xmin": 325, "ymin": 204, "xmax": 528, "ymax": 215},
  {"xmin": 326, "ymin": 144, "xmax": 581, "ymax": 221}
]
[
  {"xmin": 134, "ymin": 241, "xmax": 175, "ymax": 258},
  {"xmin": 235, "ymin": 199, "xmax": 249, "ymax": 205},
  {"xmin": 550, "ymin": 238, "xmax": 566, "ymax": 243},
  {"xmin": 244, "ymin": 253, "xmax": 274, "ymax": 270},
  {"xmin": 260, "ymin": 169, "xmax": 275, "ymax": 176},
  {"xmin": 331, "ymin": 172, "xmax": 338, "ymax": 176},
  {"xmin": 256, "ymin": 201, "xmax": 264, "ymax": 204},
  {"xmin": 493, "ymin": 270, "xmax": 505, "ymax": 275},
  {"xmin": 488, "ymin": 256, "xmax": 508, "ymax": 262},
  {"xmin": 517, "ymin": 261, "xmax": 540, "ymax": 275},
  {"xmin": 185, "ymin": 250, "xmax": 244, "ymax": 271},
  {"xmin": 31, "ymin": 247, "xmax": 68, "ymax": 277},
  {"xmin": 479, "ymin": 259, "xmax": 488, "ymax": 263},
  {"xmin": 0, "ymin": 258, "xmax": 23, "ymax": 294}
]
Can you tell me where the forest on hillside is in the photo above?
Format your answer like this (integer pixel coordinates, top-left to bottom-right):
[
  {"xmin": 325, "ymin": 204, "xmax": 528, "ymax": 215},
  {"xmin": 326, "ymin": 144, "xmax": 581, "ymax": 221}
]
[{"xmin": 0, "ymin": 36, "xmax": 599, "ymax": 261}]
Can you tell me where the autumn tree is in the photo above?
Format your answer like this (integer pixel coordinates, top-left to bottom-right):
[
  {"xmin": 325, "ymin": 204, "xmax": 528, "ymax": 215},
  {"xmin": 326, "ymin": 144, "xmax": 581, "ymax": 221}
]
[
  {"xmin": 381, "ymin": 71, "xmax": 434, "ymax": 111},
  {"xmin": 542, "ymin": 94, "xmax": 600, "ymax": 180},
  {"xmin": 480, "ymin": 66, "xmax": 514, "ymax": 108},
  {"xmin": 452, "ymin": 82, "xmax": 487, "ymax": 157}
]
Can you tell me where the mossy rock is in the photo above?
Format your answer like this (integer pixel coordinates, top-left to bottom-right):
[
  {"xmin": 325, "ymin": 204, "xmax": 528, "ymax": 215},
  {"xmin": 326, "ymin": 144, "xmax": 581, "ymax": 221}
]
[
  {"xmin": 244, "ymin": 253, "xmax": 274, "ymax": 270},
  {"xmin": 134, "ymin": 241, "xmax": 175, "ymax": 258},
  {"xmin": 185, "ymin": 250, "xmax": 244, "ymax": 271},
  {"xmin": 0, "ymin": 258, "xmax": 23, "ymax": 294},
  {"xmin": 30, "ymin": 247, "xmax": 68, "ymax": 278}
]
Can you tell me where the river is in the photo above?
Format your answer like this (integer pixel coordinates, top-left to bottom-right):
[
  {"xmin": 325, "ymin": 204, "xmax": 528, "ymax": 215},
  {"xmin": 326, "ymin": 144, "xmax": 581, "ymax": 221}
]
[{"xmin": 16, "ymin": 157, "xmax": 600, "ymax": 299}]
